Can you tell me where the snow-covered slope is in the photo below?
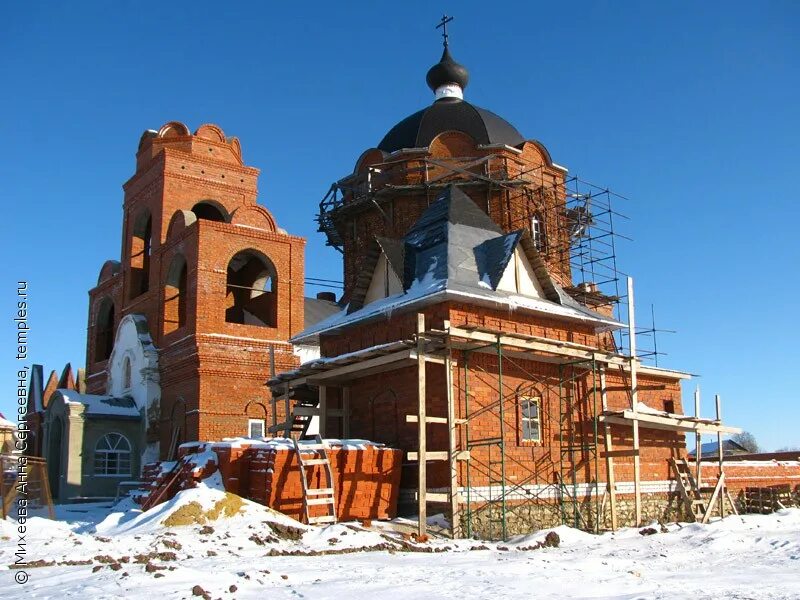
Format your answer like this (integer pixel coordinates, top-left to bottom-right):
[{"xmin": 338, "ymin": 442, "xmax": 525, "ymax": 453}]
[{"xmin": 2, "ymin": 479, "xmax": 799, "ymax": 599}]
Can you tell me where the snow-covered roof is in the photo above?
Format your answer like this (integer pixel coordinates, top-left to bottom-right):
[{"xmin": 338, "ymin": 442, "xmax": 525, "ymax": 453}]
[
  {"xmin": 54, "ymin": 390, "xmax": 141, "ymax": 419},
  {"xmin": 0, "ymin": 413, "xmax": 15, "ymax": 430},
  {"xmin": 293, "ymin": 186, "xmax": 621, "ymax": 344}
]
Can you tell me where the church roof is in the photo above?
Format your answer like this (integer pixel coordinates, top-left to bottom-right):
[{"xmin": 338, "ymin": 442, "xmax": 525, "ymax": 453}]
[
  {"xmin": 54, "ymin": 390, "xmax": 141, "ymax": 420},
  {"xmin": 378, "ymin": 98, "xmax": 525, "ymax": 153},
  {"xmin": 304, "ymin": 296, "xmax": 341, "ymax": 328},
  {"xmin": 378, "ymin": 42, "xmax": 524, "ymax": 152},
  {"xmin": 293, "ymin": 185, "xmax": 621, "ymax": 342}
]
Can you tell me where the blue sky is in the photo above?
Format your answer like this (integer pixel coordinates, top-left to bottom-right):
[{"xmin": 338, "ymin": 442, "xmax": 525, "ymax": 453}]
[{"xmin": 1, "ymin": 2, "xmax": 798, "ymax": 449}]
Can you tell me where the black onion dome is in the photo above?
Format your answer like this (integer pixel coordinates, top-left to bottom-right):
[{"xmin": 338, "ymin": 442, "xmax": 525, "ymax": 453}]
[
  {"xmin": 426, "ymin": 47, "xmax": 469, "ymax": 92},
  {"xmin": 377, "ymin": 99, "xmax": 525, "ymax": 152}
]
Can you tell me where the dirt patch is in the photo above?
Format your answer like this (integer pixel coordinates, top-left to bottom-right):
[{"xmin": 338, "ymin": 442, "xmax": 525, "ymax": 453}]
[
  {"xmin": 207, "ymin": 493, "xmax": 244, "ymax": 520},
  {"xmin": 162, "ymin": 493, "xmax": 245, "ymax": 527},
  {"xmin": 269, "ymin": 522, "xmax": 304, "ymax": 540},
  {"xmin": 163, "ymin": 501, "xmax": 207, "ymax": 527}
]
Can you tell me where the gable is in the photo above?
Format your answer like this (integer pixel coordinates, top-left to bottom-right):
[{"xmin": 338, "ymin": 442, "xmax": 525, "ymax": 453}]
[
  {"xmin": 364, "ymin": 251, "xmax": 404, "ymax": 306},
  {"xmin": 496, "ymin": 246, "xmax": 547, "ymax": 298}
]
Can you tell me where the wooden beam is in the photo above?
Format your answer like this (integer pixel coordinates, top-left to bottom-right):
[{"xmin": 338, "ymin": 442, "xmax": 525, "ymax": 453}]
[
  {"xmin": 408, "ymin": 451, "xmax": 470, "ymax": 462},
  {"xmin": 599, "ymin": 412, "xmax": 741, "ymax": 435},
  {"xmin": 628, "ymin": 277, "xmax": 642, "ymax": 527},
  {"xmin": 342, "ymin": 386, "xmax": 351, "ymax": 438},
  {"xmin": 282, "ymin": 382, "xmax": 290, "ymax": 437},
  {"xmin": 716, "ymin": 393, "xmax": 725, "ymax": 518},
  {"xmin": 694, "ymin": 387, "xmax": 702, "ymax": 491},
  {"xmin": 448, "ymin": 325, "xmax": 631, "ymax": 368},
  {"xmin": 702, "ymin": 473, "xmax": 725, "ymax": 524},
  {"xmin": 308, "ymin": 350, "xmax": 416, "ymax": 384},
  {"xmin": 416, "ymin": 313, "xmax": 427, "ymax": 538},
  {"xmin": 318, "ymin": 385, "xmax": 327, "ymax": 438},
  {"xmin": 447, "ymin": 328, "xmax": 691, "ymax": 380},
  {"xmin": 406, "ymin": 415, "xmax": 448, "ymax": 424},
  {"xmin": 600, "ymin": 367, "xmax": 618, "ymax": 530},
  {"xmin": 445, "ymin": 319, "xmax": 460, "ymax": 538}
]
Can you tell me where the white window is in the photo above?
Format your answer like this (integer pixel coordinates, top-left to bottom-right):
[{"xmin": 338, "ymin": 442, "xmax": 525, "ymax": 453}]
[
  {"xmin": 531, "ymin": 215, "xmax": 544, "ymax": 251},
  {"xmin": 521, "ymin": 397, "xmax": 541, "ymax": 442},
  {"xmin": 248, "ymin": 419, "xmax": 265, "ymax": 439},
  {"xmin": 94, "ymin": 433, "xmax": 131, "ymax": 476}
]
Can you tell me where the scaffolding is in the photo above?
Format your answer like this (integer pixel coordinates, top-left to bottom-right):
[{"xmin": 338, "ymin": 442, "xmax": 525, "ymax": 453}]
[
  {"xmin": 268, "ymin": 303, "xmax": 699, "ymax": 540},
  {"xmin": 317, "ymin": 154, "xmax": 628, "ymax": 306},
  {"xmin": 1, "ymin": 454, "xmax": 55, "ymax": 520},
  {"xmin": 454, "ymin": 333, "xmax": 609, "ymax": 539}
]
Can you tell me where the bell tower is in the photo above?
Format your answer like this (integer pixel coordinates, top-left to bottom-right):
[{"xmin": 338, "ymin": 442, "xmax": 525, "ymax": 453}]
[{"xmin": 86, "ymin": 122, "xmax": 305, "ymax": 458}]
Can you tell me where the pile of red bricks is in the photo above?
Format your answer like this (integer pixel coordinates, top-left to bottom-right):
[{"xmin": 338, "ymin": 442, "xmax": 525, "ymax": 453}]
[
  {"xmin": 697, "ymin": 460, "xmax": 800, "ymax": 500},
  {"xmin": 140, "ymin": 438, "xmax": 402, "ymax": 523}
]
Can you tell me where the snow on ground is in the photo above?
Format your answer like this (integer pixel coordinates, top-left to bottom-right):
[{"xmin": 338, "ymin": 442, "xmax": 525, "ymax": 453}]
[{"xmin": 2, "ymin": 479, "xmax": 799, "ymax": 599}]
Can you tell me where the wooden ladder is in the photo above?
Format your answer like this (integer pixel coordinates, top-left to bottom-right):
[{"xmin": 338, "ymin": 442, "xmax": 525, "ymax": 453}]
[
  {"xmin": 671, "ymin": 457, "xmax": 736, "ymax": 523},
  {"xmin": 293, "ymin": 435, "xmax": 337, "ymax": 526},
  {"xmin": 671, "ymin": 457, "xmax": 708, "ymax": 521}
]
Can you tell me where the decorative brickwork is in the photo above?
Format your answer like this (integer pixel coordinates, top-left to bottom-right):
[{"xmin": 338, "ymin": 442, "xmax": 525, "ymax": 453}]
[{"xmin": 84, "ymin": 122, "xmax": 305, "ymax": 458}]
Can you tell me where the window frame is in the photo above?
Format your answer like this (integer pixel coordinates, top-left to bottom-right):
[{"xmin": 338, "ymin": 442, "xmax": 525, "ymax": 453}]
[
  {"xmin": 530, "ymin": 214, "xmax": 545, "ymax": 252},
  {"xmin": 248, "ymin": 418, "xmax": 265, "ymax": 439},
  {"xmin": 519, "ymin": 396, "xmax": 542, "ymax": 444},
  {"xmin": 93, "ymin": 432, "xmax": 132, "ymax": 477}
]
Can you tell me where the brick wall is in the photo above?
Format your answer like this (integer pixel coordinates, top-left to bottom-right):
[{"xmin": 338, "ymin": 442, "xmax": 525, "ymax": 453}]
[
  {"xmin": 319, "ymin": 300, "xmax": 685, "ymax": 499},
  {"xmin": 84, "ymin": 122, "xmax": 304, "ymax": 456},
  {"xmin": 334, "ymin": 138, "xmax": 571, "ymax": 303},
  {"xmin": 169, "ymin": 440, "xmax": 402, "ymax": 522}
]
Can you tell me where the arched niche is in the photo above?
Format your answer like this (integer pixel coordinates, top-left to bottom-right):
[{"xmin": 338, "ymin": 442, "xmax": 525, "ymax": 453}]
[
  {"xmin": 129, "ymin": 209, "xmax": 152, "ymax": 299},
  {"xmin": 94, "ymin": 297, "xmax": 115, "ymax": 363},
  {"xmin": 163, "ymin": 253, "xmax": 188, "ymax": 335},
  {"xmin": 429, "ymin": 130, "xmax": 477, "ymax": 158},
  {"xmin": 230, "ymin": 205, "xmax": 277, "ymax": 232},
  {"xmin": 165, "ymin": 210, "xmax": 197, "ymax": 241}
]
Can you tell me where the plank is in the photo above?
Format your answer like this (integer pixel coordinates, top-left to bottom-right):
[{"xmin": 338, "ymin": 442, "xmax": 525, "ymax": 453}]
[{"xmin": 406, "ymin": 415, "xmax": 448, "ymax": 424}]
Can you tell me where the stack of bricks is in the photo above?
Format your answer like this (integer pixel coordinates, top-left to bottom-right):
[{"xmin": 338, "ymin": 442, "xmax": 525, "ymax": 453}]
[
  {"xmin": 141, "ymin": 438, "xmax": 403, "ymax": 522},
  {"xmin": 698, "ymin": 460, "xmax": 800, "ymax": 503},
  {"xmin": 245, "ymin": 441, "xmax": 402, "ymax": 521}
]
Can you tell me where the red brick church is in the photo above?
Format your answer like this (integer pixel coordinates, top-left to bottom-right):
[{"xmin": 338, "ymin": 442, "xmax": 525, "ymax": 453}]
[{"xmin": 29, "ymin": 30, "xmax": 799, "ymax": 535}]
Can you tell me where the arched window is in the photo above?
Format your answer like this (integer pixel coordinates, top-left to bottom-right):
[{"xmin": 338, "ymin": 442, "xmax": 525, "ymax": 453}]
[
  {"xmin": 163, "ymin": 254, "xmax": 188, "ymax": 334},
  {"xmin": 94, "ymin": 298, "xmax": 115, "ymax": 362},
  {"xmin": 520, "ymin": 397, "xmax": 541, "ymax": 442},
  {"xmin": 530, "ymin": 213, "xmax": 546, "ymax": 252},
  {"xmin": 245, "ymin": 400, "xmax": 268, "ymax": 438},
  {"xmin": 192, "ymin": 201, "xmax": 228, "ymax": 223},
  {"xmin": 122, "ymin": 356, "xmax": 132, "ymax": 389},
  {"xmin": 94, "ymin": 433, "xmax": 131, "ymax": 476},
  {"xmin": 225, "ymin": 250, "xmax": 278, "ymax": 327},
  {"xmin": 130, "ymin": 210, "xmax": 152, "ymax": 299}
]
